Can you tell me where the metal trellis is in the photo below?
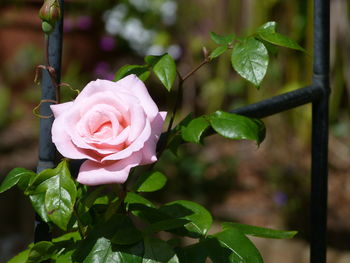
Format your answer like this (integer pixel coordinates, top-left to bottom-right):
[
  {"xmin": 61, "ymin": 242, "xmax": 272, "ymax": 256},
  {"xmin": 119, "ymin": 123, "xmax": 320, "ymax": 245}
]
[{"xmin": 35, "ymin": 0, "xmax": 330, "ymax": 262}]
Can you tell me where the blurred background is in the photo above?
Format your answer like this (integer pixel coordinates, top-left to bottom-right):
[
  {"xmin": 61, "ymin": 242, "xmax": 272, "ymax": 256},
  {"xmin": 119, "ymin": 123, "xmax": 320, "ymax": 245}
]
[{"xmin": 0, "ymin": 0, "xmax": 349, "ymax": 262}]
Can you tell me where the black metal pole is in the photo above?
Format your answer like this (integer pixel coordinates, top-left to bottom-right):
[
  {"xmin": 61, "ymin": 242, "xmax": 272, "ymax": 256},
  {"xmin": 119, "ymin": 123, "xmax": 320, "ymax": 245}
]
[
  {"xmin": 310, "ymin": 0, "xmax": 330, "ymax": 262},
  {"xmin": 34, "ymin": 0, "xmax": 64, "ymax": 243}
]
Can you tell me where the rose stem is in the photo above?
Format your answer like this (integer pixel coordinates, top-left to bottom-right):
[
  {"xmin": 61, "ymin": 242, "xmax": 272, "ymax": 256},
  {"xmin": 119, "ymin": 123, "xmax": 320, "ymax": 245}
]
[{"xmin": 73, "ymin": 204, "xmax": 85, "ymax": 238}]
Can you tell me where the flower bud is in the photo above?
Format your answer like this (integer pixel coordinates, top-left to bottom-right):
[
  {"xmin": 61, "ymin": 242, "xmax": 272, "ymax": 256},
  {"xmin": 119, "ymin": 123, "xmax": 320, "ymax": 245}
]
[
  {"xmin": 42, "ymin": 21, "xmax": 54, "ymax": 34},
  {"xmin": 39, "ymin": 0, "xmax": 61, "ymax": 33}
]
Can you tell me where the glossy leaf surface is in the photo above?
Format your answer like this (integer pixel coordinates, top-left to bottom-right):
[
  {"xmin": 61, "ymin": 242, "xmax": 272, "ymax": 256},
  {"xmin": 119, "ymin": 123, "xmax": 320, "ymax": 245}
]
[
  {"xmin": 181, "ymin": 116, "xmax": 210, "ymax": 144},
  {"xmin": 209, "ymin": 111, "xmax": 265, "ymax": 144},
  {"xmin": 222, "ymin": 222, "xmax": 297, "ymax": 239},
  {"xmin": 26, "ymin": 160, "xmax": 77, "ymax": 230},
  {"xmin": 145, "ymin": 54, "xmax": 176, "ymax": 91},
  {"xmin": 134, "ymin": 171, "xmax": 167, "ymax": 193},
  {"xmin": 160, "ymin": 200, "xmax": 212, "ymax": 238},
  {"xmin": 231, "ymin": 37, "xmax": 269, "ymax": 86},
  {"xmin": 212, "ymin": 228, "xmax": 263, "ymax": 263},
  {"xmin": 0, "ymin": 168, "xmax": 34, "ymax": 193}
]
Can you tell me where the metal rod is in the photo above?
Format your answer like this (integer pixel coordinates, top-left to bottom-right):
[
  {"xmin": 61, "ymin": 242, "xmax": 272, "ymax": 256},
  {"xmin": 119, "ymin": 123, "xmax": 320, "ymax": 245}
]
[
  {"xmin": 34, "ymin": 0, "xmax": 64, "ymax": 243},
  {"xmin": 310, "ymin": 0, "xmax": 330, "ymax": 262},
  {"xmin": 231, "ymin": 85, "xmax": 323, "ymax": 118}
]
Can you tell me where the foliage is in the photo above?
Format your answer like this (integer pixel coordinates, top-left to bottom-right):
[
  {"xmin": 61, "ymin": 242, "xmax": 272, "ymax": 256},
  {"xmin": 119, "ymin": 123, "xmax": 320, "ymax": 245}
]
[{"xmin": 0, "ymin": 17, "xmax": 303, "ymax": 263}]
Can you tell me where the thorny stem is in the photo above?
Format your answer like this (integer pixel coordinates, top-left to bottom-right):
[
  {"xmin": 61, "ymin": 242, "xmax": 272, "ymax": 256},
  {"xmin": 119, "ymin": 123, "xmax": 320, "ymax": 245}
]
[{"xmin": 156, "ymin": 57, "xmax": 210, "ymax": 159}]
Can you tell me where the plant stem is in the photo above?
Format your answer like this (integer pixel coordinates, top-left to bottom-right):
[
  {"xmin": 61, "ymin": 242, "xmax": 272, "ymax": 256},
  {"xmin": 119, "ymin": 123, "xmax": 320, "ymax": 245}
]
[
  {"xmin": 73, "ymin": 204, "xmax": 85, "ymax": 239},
  {"xmin": 182, "ymin": 58, "xmax": 210, "ymax": 82}
]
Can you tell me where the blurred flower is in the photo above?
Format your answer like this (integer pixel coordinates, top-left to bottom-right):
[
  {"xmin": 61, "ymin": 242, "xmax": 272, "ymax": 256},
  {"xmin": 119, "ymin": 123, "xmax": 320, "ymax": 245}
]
[
  {"xmin": 99, "ymin": 36, "xmax": 116, "ymax": 52},
  {"xmin": 273, "ymin": 191, "xmax": 288, "ymax": 207},
  {"xmin": 76, "ymin": 15, "xmax": 92, "ymax": 31},
  {"xmin": 64, "ymin": 17, "xmax": 74, "ymax": 33},
  {"xmin": 93, "ymin": 61, "xmax": 114, "ymax": 80}
]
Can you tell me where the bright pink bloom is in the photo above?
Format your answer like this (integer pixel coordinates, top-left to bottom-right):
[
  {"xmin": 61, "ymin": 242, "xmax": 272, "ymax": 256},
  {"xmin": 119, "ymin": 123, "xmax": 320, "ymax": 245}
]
[{"xmin": 51, "ymin": 75, "xmax": 166, "ymax": 185}]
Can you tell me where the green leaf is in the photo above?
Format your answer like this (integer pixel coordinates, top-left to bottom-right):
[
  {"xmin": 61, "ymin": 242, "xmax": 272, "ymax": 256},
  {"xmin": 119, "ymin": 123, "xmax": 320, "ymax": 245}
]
[
  {"xmin": 222, "ymin": 222, "xmax": 297, "ymax": 239},
  {"xmin": 145, "ymin": 54, "xmax": 176, "ymax": 91},
  {"xmin": 74, "ymin": 237, "xmax": 144, "ymax": 263},
  {"xmin": 134, "ymin": 171, "xmax": 167, "ymax": 193},
  {"xmin": 181, "ymin": 116, "xmax": 210, "ymax": 144},
  {"xmin": 142, "ymin": 237, "xmax": 179, "ymax": 263},
  {"xmin": 256, "ymin": 21, "xmax": 304, "ymax": 51},
  {"xmin": 7, "ymin": 249, "xmax": 30, "ymax": 263},
  {"xmin": 56, "ymin": 249, "xmax": 74, "ymax": 263},
  {"xmin": 125, "ymin": 192, "xmax": 156, "ymax": 209},
  {"xmin": 26, "ymin": 160, "xmax": 77, "ymax": 230},
  {"xmin": 73, "ymin": 216, "xmax": 144, "ymax": 263},
  {"xmin": 110, "ymin": 214, "xmax": 143, "ymax": 245},
  {"xmin": 231, "ymin": 37, "xmax": 269, "ymax": 86},
  {"xmin": 143, "ymin": 218, "xmax": 190, "ymax": 235},
  {"xmin": 209, "ymin": 111, "xmax": 266, "ymax": 144},
  {"xmin": 257, "ymin": 32, "xmax": 305, "ymax": 51},
  {"xmin": 27, "ymin": 241, "xmax": 56, "ymax": 263},
  {"xmin": 115, "ymin": 65, "xmax": 151, "ymax": 82},
  {"xmin": 0, "ymin": 168, "xmax": 34, "ymax": 193},
  {"xmin": 256, "ymin": 21, "xmax": 277, "ymax": 34},
  {"xmin": 167, "ymin": 113, "xmax": 193, "ymax": 154},
  {"xmin": 209, "ymin": 46, "xmax": 228, "ymax": 59},
  {"xmin": 52, "ymin": 231, "xmax": 81, "ymax": 243},
  {"xmin": 29, "ymin": 193, "xmax": 50, "ymax": 223},
  {"xmin": 212, "ymin": 228, "xmax": 263, "ymax": 263},
  {"xmin": 160, "ymin": 200, "xmax": 212, "ymax": 238},
  {"xmin": 176, "ymin": 242, "xmax": 208, "ymax": 263},
  {"xmin": 210, "ymin": 32, "xmax": 235, "ymax": 45}
]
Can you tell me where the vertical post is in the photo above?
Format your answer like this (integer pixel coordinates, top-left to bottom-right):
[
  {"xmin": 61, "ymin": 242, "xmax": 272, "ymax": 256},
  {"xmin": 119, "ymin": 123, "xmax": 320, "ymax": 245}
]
[
  {"xmin": 34, "ymin": 0, "xmax": 64, "ymax": 243},
  {"xmin": 311, "ymin": 0, "xmax": 330, "ymax": 262}
]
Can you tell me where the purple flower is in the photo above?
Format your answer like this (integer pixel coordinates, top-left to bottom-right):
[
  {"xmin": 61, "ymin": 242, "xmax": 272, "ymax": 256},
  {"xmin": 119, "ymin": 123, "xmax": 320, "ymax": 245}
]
[
  {"xmin": 99, "ymin": 36, "xmax": 116, "ymax": 52},
  {"xmin": 64, "ymin": 17, "xmax": 74, "ymax": 33},
  {"xmin": 76, "ymin": 15, "xmax": 92, "ymax": 31},
  {"xmin": 93, "ymin": 62, "xmax": 114, "ymax": 80},
  {"xmin": 273, "ymin": 191, "xmax": 288, "ymax": 207}
]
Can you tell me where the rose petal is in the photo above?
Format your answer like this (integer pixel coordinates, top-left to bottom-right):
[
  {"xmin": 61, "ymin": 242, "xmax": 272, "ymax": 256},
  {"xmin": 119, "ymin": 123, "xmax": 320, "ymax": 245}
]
[
  {"xmin": 77, "ymin": 152, "xmax": 142, "ymax": 185},
  {"xmin": 51, "ymin": 102, "xmax": 74, "ymax": 118},
  {"xmin": 51, "ymin": 109, "xmax": 100, "ymax": 161},
  {"xmin": 116, "ymin": 74, "xmax": 159, "ymax": 121},
  {"xmin": 140, "ymin": 111, "xmax": 167, "ymax": 165}
]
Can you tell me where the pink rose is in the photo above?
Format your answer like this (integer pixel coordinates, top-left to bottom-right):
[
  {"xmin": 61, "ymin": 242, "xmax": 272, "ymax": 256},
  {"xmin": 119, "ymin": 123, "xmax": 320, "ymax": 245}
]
[{"xmin": 50, "ymin": 75, "xmax": 166, "ymax": 185}]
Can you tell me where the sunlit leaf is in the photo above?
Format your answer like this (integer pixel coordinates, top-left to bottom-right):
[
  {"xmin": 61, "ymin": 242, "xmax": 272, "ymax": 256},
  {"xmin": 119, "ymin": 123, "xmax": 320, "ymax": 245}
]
[
  {"xmin": 257, "ymin": 21, "xmax": 277, "ymax": 34},
  {"xmin": 231, "ymin": 37, "xmax": 269, "ymax": 86},
  {"xmin": 7, "ymin": 248, "xmax": 30, "ymax": 263},
  {"xmin": 209, "ymin": 46, "xmax": 228, "ymax": 59},
  {"xmin": 145, "ymin": 54, "xmax": 176, "ymax": 91},
  {"xmin": 211, "ymin": 228, "xmax": 263, "ymax": 263},
  {"xmin": 134, "ymin": 171, "xmax": 167, "ymax": 193},
  {"xmin": 27, "ymin": 241, "xmax": 56, "ymax": 263},
  {"xmin": 0, "ymin": 168, "xmax": 34, "ymax": 193},
  {"xmin": 257, "ymin": 32, "xmax": 305, "ymax": 51},
  {"xmin": 256, "ymin": 21, "xmax": 304, "ymax": 51},
  {"xmin": 160, "ymin": 200, "xmax": 212, "ymax": 238},
  {"xmin": 222, "ymin": 222, "xmax": 297, "ymax": 239},
  {"xmin": 209, "ymin": 111, "xmax": 266, "ymax": 144},
  {"xmin": 181, "ymin": 116, "xmax": 210, "ymax": 144},
  {"xmin": 26, "ymin": 160, "xmax": 77, "ymax": 230}
]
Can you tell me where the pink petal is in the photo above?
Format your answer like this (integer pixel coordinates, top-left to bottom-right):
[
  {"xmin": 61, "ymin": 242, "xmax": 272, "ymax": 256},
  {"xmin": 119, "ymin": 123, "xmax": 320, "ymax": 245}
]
[
  {"xmin": 77, "ymin": 152, "xmax": 142, "ymax": 185},
  {"xmin": 50, "ymin": 102, "xmax": 73, "ymax": 117},
  {"xmin": 116, "ymin": 75, "xmax": 159, "ymax": 121},
  {"xmin": 102, "ymin": 120, "xmax": 151, "ymax": 161},
  {"xmin": 51, "ymin": 109, "xmax": 100, "ymax": 161},
  {"xmin": 140, "ymin": 111, "xmax": 167, "ymax": 165}
]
